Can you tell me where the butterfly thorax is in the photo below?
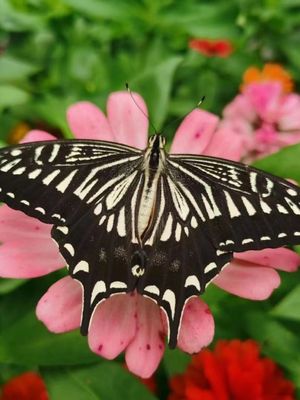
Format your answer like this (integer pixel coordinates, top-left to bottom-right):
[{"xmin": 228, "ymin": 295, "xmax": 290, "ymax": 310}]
[{"xmin": 138, "ymin": 135, "xmax": 166, "ymax": 239}]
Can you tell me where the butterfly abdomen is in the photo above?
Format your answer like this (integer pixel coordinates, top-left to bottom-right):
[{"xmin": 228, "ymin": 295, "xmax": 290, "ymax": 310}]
[
  {"xmin": 137, "ymin": 141, "xmax": 166, "ymax": 239},
  {"xmin": 138, "ymin": 169, "xmax": 160, "ymax": 238}
]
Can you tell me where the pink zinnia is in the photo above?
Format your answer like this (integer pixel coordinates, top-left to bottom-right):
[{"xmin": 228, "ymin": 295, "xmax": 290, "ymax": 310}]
[
  {"xmin": 0, "ymin": 91, "xmax": 299, "ymax": 378},
  {"xmin": 221, "ymin": 63, "xmax": 300, "ymax": 161}
]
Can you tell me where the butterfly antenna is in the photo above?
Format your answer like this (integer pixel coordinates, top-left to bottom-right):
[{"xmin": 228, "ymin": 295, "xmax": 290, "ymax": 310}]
[
  {"xmin": 125, "ymin": 83, "xmax": 158, "ymax": 134},
  {"xmin": 197, "ymin": 95, "xmax": 206, "ymax": 107},
  {"xmin": 163, "ymin": 95, "xmax": 206, "ymax": 133}
]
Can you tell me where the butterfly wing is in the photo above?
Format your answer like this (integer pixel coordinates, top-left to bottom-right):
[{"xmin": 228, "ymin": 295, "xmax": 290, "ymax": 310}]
[
  {"xmin": 169, "ymin": 154, "xmax": 300, "ymax": 252},
  {"xmin": 136, "ymin": 153, "xmax": 300, "ymax": 348},
  {"xmin": 2, "ymin": 140, "xmax": 300, "ymax": 348},
  {"xmin": 0, "ymin": 139, "xmax": 144, "ymax": 332}
]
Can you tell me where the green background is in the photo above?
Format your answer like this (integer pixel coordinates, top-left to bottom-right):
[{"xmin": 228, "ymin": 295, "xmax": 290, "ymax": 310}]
[{"xmin": 1, "ymin": 0, "xmax": 300, "ymax": 398}]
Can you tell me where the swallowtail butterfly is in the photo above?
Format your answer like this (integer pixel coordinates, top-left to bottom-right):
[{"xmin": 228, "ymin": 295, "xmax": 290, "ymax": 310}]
[{"xmin": 0, "ymin": 135, "xmax": 300, "ymax": 347}]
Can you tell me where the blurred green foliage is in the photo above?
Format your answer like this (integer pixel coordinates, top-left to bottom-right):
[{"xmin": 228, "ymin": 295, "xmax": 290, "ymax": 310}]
[
  {"xmin": 2, "ymin": 0, "xmax": 300, "ymax": 398},
  {"xmin": 1, "ymin": 0, "xmax": 300, "ymax": 140}
]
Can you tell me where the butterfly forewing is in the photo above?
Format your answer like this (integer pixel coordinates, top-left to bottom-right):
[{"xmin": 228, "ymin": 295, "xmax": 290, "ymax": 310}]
[
  {"xmin": 0, "ymin": 140, "xmax": 142, "ymax": 223},
  {"xmin": 168, "ymin": 154, "xmax": 300, "ymax": 252}
]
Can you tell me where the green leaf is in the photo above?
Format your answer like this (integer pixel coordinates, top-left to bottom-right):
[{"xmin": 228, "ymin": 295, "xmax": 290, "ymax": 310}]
[
  {"xmin": 132, "ymin": 56, "xmax": 183, "ymax": 129},
  {"xmin": 253, "ymin": 143, "xmax": 300, "ymax": 182},
  {"xmin": 61, "ymin": 0, "xmax": 131, "ymax": 20},
  {"xmin": 282, "ymin": 0, "xmax": 300, "ymax": 7},
  {"xmin": 160, "ymin": 3, "xmax": 238, "ymax": 38},
  {"xmin": 0, "ymin": 140, "xmax": 7, "ymax": 148},
  {"xmin": 0, "ymin": 0, "xmax": 45, "ymax": 31},
  {"xmin": 0, "ymin": 277, "xmax": 98, "ymax": 366},
  {"xmin": 244, "ymin": 311, "xmax": 300, "ymax": 370},
  {"xmin": 0, "ymin": 85, "xmax": 30, "ymax": 110},
  {"xmin": 0, "ymin": 56, "xmax": 38, "ymax": 82},
  {"xmin": 31, "ymin": 96, "xmax": 75, "ymax": 138},
  {"xmin": 271, "ymin": 284, "xmax": 300, "ymax": 321},
  {"xmin": 163, "ymin": 348, "xmax": 190, "ymax": 377},
  {"xmin": 42, "ymin": 362, "xmax": 158, "ymax": 400},
  {"xmin": 0, "ymin": 278, "xmax": 27, "ymax": 295}
]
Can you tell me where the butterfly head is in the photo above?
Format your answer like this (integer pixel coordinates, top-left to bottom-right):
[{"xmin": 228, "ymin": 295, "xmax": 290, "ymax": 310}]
[
  {"xmin": 146, "ymin": 134, "xmax": 166, "ymax": 170},
  {"xmin": 148, "ymin": 134, "xmax": 166, "ymax": 150}
]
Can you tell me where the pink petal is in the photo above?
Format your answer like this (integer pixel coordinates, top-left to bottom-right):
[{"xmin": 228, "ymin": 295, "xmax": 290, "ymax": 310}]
[
  {"xmin": 177, "ymin": 297, "xmax": 214, "ymax": 354},
  {"xmin": 244, "ymin": 82, "xmax": 282, "ymax": 123},
  {"xmin": 36, "ymin": 276, "xmax": 81, "ymax": 332},
  {"xmin": 223, "ymin": 94, "xmax": 256, "ymax": 123},
  {"xmin": 203, "ymin": 125, "xmax": 244, "ymax": 161},
  {"xmin": 276, "ymin": 132, "xmax": 300, "ymax": 147},
  {"xmin": 88, "ymin": 293, "xmax": 137, "ymax": 360},
  {"xmin": 107, "ymin": 91, "xmax": 148, "ymax": 149},
  {"xmin": 213, "ymin": 262, "xmax": 281, "ymax": 300},
  {"xmin": 236, "ymin": 248, "xmax": 300, "ymax": 272},
  {"xmin": 21, "ymin": 130, "xmax": 56, "ymax": 143},
  {"xmin": 67, "ymin": 101, "xmax": 114, "ymax": 141},
  {"xmin": 0, "ymin": 206, "xmax": 64, "ymax": 278},
  {"xmin": 125, "ymin": 295, "xmax": 165, "ymax": 378},
  {"xmin": 171, "ymin": 109, "xmax": 219, "ymax": 154},
  {"xmin": 278, "ymin": 94, "xmax": 300, "ymax": 131}
]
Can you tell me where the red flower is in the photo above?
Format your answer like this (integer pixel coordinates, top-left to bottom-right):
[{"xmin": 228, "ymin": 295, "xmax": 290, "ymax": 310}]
[
  {"xmin": 168, "ymin": 340, "xmax": 295, "ymax": 400},
  {"xmin": 0, "ymin": 372, "xmax": 48, "ymax": 400},
  {"xmin": 189, "ymin": 38, "xmax": 233, "ymax": 57},
  {"xmin": 140, "ymin": 376, "xmax": 157, "ymax": 394}
]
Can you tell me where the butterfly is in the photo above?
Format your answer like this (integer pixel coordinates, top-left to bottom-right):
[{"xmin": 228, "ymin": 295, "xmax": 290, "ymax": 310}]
[{"xmin": 1, "ymin": 134, "xmax": 300, "ymax": 347}]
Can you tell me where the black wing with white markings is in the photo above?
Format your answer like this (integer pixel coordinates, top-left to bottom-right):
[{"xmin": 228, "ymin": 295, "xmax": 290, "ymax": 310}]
[
  {"xmin": 138, "ymin": 174, "xmax": 232, "ymax": 348},
  {"xmin": 2, "ymin": 137, "xmax": 300, "ymax": 349},
  {"xmin": 168, "ymin": 154, "xmax": 300, "ymax": 253},
  {"xmin": 0, "ymin": 139, "xmax": 144, "ymax": 333},
  {"xmin": 135, "ymin": 152, "xmax": 300, "ymax": 347}
]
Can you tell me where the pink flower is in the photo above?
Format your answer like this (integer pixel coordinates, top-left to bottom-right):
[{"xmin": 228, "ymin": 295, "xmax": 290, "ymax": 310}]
[
  {"xmin": 221, "ymin": 64, "xmax": 300, "ymax": 161},
  {"xmin": 0, "ymin": 92, "xmax": 299, "ymax": 378}
]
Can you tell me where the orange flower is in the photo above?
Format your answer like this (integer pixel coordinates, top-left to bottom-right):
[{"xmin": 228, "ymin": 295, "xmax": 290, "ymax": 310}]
[
  {"xmin": 241, "ymin": 64, "xmax": 294, "ymax": 93},
  {"xmin": 0, "ymin": 372, "xmax": 48, "ymax": 400},
  {"xmin": 168, "ymin": 340, "xmax": 295, "ymax": 400},
  {"xmin": 7, "ymin": 122, "xmax": 31, "ymax": 144},
  {"xmin": 189, "ymin": 38, "xmax": 233, "ymax": 57}
]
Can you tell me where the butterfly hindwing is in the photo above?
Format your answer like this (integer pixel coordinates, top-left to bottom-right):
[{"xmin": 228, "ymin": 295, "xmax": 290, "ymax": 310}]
[
  {"xmin": 137, "ymin": 175, "xmax": 233, "ymax": 348},
  {"xmin": 51, "ymin": 176, "xmax": 144, "ymax": 334}
]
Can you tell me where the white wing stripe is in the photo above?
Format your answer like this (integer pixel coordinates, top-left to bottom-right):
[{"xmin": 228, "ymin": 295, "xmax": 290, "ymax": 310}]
[
  {"xmin": 160, "ymin": 213, "xmax": 173, "ymax": 241},
  {"xmin": 177, "ymin": 181, "xmax": 206, "ymax": 222},
  {"xmin": 43, "ymin": 169, "xmax": 61, "ymax": 185},
  {"xmin": 145, "ymin": 179, "xmax": 166, "ymax": 246},
  {"xmin": 167, "ymin": 176, "xmax": 190, "ymax": 221},
  {"xmin": 224, "ymin": 191, "xmax": 241, "ymax": 218},
  {"xmin": 56, "ymin": 169, "xmax": 78, "ymax": 193}
]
